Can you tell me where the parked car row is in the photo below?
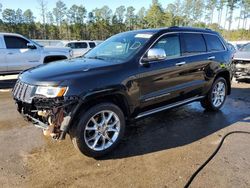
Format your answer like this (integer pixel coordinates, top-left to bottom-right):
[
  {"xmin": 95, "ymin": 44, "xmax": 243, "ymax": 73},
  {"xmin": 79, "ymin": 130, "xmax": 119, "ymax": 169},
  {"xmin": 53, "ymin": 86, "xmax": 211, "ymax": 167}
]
[{"xmin": 0, "ymin": 33, "xmax": 103, "ymax": 75}]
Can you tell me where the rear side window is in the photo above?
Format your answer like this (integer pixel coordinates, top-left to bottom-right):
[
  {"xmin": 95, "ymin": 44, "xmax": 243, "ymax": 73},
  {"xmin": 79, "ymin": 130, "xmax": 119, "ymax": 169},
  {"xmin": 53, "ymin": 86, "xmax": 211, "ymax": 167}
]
[
  {"xmin": 76, "ymin": 42, "xmax": 87, "ymax": 48},
  {"xmin": 67, "ymin": 42, "xmax": 88, "ymax": 49},
  {"xmin": 89, "ymin": 42, "xmax": 96, "ymax": 48},
  {"xmin": 180, "ymin": 33, "xmax": 206, "ymax": 54},
  {"xmin": 203, "ymin": 34, "xmax": 225, "ymax": 51},
  {"xmin": 4, "ymin": 36, "xmax": 29, "ymax": 49},
  {"xmin": 66, "ymin": 43, "xmax": 75, "ymax": 48}
]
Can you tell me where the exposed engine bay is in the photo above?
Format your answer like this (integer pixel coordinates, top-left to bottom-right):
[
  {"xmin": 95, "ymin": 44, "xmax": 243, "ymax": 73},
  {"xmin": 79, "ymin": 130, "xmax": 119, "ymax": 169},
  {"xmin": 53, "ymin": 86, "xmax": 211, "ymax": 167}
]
[{"xmin": 15, "ymin": 96, "xmax": 78, "ymax": 140}]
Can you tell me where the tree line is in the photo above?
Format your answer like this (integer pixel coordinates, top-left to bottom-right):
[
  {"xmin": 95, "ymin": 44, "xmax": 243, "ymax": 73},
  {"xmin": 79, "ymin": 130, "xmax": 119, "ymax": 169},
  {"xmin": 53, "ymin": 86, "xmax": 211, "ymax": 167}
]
[{"xmin": 0, "ymin": 0, "xmax": 249, "ymax": 41}]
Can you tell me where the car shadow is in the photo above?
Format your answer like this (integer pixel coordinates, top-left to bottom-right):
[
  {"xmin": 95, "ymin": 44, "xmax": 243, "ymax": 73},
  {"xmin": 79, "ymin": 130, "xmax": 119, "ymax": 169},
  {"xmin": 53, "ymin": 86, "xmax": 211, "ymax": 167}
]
[{"xmin": 101, "ymin": 87, "xmax": 250, "ymax": 160}]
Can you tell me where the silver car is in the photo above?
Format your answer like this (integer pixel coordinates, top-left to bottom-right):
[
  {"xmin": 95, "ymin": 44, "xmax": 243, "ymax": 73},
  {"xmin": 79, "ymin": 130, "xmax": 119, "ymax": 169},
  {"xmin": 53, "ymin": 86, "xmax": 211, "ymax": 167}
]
[{"xmin": 233, "ymin": 43, "xmax": 250, "ymax": 81}]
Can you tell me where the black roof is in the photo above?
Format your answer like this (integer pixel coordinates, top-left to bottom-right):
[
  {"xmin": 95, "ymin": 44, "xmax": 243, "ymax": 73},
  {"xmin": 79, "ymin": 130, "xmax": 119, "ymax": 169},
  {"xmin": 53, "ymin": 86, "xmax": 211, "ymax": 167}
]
[{"xmin": 131, "ymin": 26, "xmax": 216, "ymax": 35}]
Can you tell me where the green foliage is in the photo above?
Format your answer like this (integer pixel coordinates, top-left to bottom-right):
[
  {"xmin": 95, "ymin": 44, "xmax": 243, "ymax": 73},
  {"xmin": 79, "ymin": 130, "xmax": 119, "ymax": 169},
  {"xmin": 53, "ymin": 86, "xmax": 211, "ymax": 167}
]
[
  {"xmin": 0, "ymin": 0, "xmax": 249, "ymax": 41},
  {"xmin": 145, "ymin": 0, "xmax": 165, "ymax": 28}
]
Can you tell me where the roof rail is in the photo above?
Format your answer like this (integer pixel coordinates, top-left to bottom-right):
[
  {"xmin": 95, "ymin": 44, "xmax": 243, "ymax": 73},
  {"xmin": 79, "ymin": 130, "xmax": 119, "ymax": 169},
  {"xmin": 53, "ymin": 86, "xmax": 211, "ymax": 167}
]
[{"xmin": 169, "ymin": 26, "xmax": 179, "ymax": 29}]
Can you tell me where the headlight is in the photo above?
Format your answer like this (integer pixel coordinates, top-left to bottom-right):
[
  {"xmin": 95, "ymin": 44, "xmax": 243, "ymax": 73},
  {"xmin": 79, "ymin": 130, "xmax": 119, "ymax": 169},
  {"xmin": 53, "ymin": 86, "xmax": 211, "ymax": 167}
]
[{"xmin": 35, "ymin": 86, "xmax": 67, "ymax": 98}]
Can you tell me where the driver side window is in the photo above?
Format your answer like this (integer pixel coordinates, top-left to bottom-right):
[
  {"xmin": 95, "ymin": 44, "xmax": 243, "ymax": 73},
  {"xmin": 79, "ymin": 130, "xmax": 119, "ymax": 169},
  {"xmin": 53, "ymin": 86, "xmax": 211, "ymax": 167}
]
[
  {"xmin": 4, "ymin": 36, "xmax": 29, "ymax": 49},
  {"xmin": 152, "ymin": 34, "xmax": 181, "ymax": 59}
]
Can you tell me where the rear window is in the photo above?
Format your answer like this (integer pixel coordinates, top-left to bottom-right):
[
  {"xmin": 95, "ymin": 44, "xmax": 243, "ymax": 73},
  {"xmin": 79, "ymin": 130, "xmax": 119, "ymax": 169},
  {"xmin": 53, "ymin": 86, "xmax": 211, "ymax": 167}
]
[
  {"xmin": 75, "ymin": 42, "xmax": 87, "ymax": 48},
  {"xmin": 89, "ymin": 42, "xmax": 96, "ymax": 48},
  {"xmin": 203, "ymin": 34, "xmax": 225, "ymax": 51},
  {"xmin": 180, "ymin": 33, "xmax": 206, "ymax": 54},
  {"xmin": 67, "ymin": 42, "xmax": 88, "ymax": 49}
]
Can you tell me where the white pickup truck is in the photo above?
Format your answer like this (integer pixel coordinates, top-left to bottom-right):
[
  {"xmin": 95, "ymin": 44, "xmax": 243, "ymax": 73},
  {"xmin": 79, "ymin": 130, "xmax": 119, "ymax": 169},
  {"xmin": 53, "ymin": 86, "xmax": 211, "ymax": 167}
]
[{"xmin": 0, "ymin": 33, "xmax": 72, "ymax": 75}]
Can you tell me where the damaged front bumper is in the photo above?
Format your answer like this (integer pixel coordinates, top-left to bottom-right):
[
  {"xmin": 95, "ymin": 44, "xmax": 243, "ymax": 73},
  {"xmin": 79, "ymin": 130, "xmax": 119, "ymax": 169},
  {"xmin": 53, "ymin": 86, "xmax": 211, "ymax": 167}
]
[
  {"xmin": 233, "ymin": 60, "xmax": 250, "ymax": 80},
  {"xmin": 12, "ymin": 80, "xmax": 80, "ymax": 140}
]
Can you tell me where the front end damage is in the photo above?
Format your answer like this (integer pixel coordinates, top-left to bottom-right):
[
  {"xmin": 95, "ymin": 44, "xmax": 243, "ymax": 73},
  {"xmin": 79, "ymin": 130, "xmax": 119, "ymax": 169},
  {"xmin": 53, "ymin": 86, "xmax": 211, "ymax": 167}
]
[
  {"xmin": 13, "ymin": 80, "xmax": 79, "ymax": 140},
  {"xmin": 233, "ymin": 60, "xmax": 250, "ymax": 80}
]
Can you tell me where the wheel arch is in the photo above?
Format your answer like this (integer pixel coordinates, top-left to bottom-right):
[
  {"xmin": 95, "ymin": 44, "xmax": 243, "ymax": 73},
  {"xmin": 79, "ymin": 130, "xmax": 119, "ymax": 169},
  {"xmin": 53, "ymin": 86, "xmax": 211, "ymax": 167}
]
[
  {"xmin": 215, "ymin": 70, "xmax": 231, "ymax": 95},
  {"xmin": 68, "ymin": 90, "xmax": 132, "ymax": 132}
]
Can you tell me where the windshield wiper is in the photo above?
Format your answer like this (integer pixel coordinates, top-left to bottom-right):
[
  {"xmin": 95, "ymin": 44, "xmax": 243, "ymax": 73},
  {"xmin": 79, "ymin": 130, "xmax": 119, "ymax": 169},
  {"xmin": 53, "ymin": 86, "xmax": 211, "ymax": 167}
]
[{"xmin": 86, "ymin": 56, "xmax": 105, "ymax": 60}]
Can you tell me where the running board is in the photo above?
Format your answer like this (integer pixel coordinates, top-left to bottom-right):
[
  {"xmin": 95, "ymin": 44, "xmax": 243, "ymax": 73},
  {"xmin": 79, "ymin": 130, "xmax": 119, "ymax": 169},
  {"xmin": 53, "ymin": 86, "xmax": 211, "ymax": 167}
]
[{"xmin": 135, "ymin": 96, "xmax": 205, "ymax": 119}]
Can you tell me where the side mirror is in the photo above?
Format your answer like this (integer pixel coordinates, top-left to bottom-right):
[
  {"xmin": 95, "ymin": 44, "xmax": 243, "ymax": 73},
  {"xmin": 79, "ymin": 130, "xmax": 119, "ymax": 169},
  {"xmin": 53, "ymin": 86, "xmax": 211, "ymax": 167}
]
[
  {"xmin": 142, "ymin": 48, "xmax": 166, "ymax": 63},
  {"xmin": 27, "ymin": 43, "xmax": 36, "ymax": 49}
]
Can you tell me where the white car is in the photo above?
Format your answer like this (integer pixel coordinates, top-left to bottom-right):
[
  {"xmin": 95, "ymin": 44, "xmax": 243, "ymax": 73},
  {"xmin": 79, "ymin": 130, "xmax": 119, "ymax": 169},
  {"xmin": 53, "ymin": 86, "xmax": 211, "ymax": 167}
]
[
  {"xmin": 56, "ymin": 40, "xmax": 98, "ymax": 58},
  {"xmin": 0, "ymin": 33, "xmax": 72, "ymax": 75}
]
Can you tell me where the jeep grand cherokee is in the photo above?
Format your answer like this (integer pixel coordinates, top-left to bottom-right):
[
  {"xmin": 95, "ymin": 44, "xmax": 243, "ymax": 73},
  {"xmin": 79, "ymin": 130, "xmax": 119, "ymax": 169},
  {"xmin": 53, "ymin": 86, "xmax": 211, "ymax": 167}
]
[{"xmin": 12, "ymin": 27, "xmax": 233, "ymax": 157}]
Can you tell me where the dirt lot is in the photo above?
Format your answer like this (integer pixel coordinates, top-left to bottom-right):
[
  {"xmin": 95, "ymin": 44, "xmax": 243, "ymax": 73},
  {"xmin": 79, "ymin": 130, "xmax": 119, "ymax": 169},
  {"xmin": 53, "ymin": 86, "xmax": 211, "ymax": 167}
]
[{"xmin": 0, "ymin": 81, "xmax": 250, "ymax": 188}]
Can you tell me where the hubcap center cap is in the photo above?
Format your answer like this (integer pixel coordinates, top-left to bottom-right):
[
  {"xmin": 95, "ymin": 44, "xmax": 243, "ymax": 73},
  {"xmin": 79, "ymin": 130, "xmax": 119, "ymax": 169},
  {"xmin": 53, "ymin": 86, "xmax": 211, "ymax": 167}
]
[{"xmin": 98, "ymin": 126, "xmax": 107, "ymax": 134}]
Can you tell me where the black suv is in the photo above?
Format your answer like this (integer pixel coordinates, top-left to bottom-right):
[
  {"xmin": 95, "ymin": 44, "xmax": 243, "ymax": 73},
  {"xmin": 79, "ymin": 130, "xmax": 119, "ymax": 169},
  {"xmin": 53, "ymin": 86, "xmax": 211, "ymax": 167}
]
[{"xmin": 13, "ymin": 27, "xmax": 233, "ymax": 157}]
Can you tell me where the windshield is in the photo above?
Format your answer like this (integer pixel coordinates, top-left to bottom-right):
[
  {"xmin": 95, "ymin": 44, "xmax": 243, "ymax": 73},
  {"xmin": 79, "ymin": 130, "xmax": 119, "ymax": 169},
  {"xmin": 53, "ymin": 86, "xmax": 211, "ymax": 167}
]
[
  {"xmin": 56, "ymin": 41, "xmax": 66, "ymax": 47},
  {"xmin": 31, "ymin": 40, "xmax": 44, "ymax": 47},
  {"xmin": 240, "ymin": 43, "xmax": 250, "ymax": 52},
  {"xmin": 84, "ymin": 31, "xmax": 154, "ymax": 62}
]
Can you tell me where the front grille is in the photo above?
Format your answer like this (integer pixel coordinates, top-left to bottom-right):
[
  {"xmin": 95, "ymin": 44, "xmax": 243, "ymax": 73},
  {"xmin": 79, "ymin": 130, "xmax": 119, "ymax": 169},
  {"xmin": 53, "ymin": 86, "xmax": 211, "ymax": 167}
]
[{"xmin": 12, "ymin": 80, "xmax": 35, "ymax": 103}]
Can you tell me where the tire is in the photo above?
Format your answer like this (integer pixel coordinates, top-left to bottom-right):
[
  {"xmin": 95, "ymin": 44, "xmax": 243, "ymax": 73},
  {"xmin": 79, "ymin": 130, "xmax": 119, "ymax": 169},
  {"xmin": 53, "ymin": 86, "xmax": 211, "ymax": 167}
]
[
  {"xmin": 70, "ymin": 103, "xmax": 125, "ymax": 158},
  {"xmin": 201, "ymin": 77, "xmax": 227, "ymax": 111}
]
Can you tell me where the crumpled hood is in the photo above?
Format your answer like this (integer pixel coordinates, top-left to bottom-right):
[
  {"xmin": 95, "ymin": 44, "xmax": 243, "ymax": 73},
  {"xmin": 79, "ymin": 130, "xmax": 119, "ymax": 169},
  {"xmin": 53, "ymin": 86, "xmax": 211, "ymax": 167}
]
[
  {"xmin": 234, "ymin": 51, "xmax": 250, "ymax": 61},
  {"xmin": 20, "ymin": 58, "xmax": 116, "ymax": 85}
]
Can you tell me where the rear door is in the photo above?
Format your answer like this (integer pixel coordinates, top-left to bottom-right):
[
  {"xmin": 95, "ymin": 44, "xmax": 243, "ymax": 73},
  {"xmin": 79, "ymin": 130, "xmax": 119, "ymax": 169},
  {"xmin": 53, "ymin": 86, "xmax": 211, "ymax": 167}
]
[
  {"xmin": 203, "ymin": 34, "xmax": 227, "ymax": 63},
  {"xmin": 4, "ymin": 35, "xmax": 41, "ymax": 72},
  {"xmin": 178, "ymin": 33, "xmax": 210, "ymax": 98},
  {"xmin": 202, "ymin": 34, "xmax": 227, "ymax": 89}
]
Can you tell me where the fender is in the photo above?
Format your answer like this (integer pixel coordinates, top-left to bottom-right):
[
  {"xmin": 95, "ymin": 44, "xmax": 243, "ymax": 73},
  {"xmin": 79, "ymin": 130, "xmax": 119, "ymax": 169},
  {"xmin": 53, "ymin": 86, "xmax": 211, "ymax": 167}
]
[
  {"xmin": 68, "ymin": 84, "xmax": 134, "ymax": 124},
  {"xmin": 81, "ymin": 84, "xmax": 134, "ymax": 113}
]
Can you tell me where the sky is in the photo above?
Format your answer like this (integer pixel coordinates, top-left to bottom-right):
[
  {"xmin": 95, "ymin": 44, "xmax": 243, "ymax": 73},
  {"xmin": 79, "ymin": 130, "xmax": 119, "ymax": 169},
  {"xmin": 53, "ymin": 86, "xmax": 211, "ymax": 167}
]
[
  {"xmin": 0, "ymin": 0, "xmax": 174, "ymax": 16},
  {"xmin": 0, "ymin": 0, "xmax": 247, "ymax": 29}
]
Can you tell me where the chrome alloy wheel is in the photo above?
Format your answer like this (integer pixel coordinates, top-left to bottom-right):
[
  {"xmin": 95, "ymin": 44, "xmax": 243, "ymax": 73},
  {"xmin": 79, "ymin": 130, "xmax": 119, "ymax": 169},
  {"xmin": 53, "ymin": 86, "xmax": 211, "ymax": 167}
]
[
  {"xmin": 212, "ymin": 81, "xmax": 226, "ymax": 107},
  {"xmin": 84, "ymin": 110, "xmax": 120, "ymax": 151}
]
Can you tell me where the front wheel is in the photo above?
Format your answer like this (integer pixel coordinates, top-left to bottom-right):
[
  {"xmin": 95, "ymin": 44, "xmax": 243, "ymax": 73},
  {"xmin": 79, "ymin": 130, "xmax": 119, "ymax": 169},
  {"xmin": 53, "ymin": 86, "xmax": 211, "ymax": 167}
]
[
  {"xmin": 70, "ymin": 103, "xmax": 125, "ymax": 158},
  {"xmin": 201, "ymin": 77, "xmax": 227, "ymax": 111}
]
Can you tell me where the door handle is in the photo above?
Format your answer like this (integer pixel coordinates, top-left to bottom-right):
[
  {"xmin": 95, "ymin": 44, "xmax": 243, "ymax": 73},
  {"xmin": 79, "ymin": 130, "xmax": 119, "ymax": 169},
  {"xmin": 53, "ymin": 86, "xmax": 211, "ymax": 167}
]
[
  {"xmin": 208, "ymin": 56, "xmax": 215, "ymax": 60},
  {"xmin": 7, "ymin": 52, "xmax": 13, "ymax": 55},
  {"xmin": 175, "ymin": 61, "xmax": 186, "ymax": 66}
]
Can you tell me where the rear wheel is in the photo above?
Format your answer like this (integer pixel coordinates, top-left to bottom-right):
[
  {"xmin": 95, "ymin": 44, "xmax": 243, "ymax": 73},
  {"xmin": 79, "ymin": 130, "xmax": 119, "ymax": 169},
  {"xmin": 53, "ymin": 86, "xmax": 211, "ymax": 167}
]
[
  {"xmin": 201, "ymin": 77, "xmax": 227, "ymax": 111},
  {"xmin": 70, "ymin": 103, "xmax": 125, "ymax": 158}
]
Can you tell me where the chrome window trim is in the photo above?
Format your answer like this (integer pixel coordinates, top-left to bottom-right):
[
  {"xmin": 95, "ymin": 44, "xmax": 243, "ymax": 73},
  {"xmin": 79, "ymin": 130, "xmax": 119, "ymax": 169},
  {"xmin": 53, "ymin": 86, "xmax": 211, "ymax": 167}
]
[{"xmin": 139, "ymin": 31, "xmax": 227, "ymax": 65}]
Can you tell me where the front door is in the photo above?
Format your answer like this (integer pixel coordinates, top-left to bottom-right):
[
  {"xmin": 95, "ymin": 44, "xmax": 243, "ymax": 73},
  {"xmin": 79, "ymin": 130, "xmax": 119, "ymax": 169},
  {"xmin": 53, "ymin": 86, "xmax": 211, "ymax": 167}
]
[
  {"xmin": 138, "ymin": 34, "xmax": 188, "ymax": 109},
  {"xmin": 4, "ymin": 35, "xmax": 41, "ymax": 72}
]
